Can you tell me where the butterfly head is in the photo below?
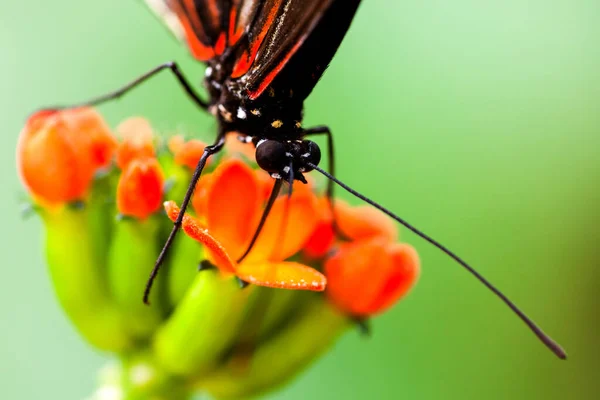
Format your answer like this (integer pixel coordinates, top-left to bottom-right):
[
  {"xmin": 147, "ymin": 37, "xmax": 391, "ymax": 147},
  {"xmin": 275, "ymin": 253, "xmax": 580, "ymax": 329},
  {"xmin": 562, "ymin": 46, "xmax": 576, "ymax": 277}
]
[{"xmin": 255, "ymin": 139, "xmax": 321, "ymax": 182}]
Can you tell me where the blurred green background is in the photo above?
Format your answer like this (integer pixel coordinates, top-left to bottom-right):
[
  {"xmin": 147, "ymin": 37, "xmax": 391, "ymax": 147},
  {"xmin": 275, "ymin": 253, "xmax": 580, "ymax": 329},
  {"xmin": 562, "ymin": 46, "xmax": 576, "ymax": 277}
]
[{"xmin": 1, "ymin": 1, "xmax": 598, "ymax": 399}]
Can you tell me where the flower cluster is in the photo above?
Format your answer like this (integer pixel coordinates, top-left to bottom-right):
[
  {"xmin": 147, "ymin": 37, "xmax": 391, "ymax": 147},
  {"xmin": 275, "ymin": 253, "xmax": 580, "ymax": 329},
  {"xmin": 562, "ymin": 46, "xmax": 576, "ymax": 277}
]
[{"xmin": 17, "ymin": 108, "xmax": 420, "ymax": 399}]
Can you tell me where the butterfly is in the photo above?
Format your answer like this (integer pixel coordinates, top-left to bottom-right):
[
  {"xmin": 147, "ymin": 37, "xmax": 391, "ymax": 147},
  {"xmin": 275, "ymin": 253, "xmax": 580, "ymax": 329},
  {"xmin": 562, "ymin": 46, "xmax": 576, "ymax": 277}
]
[{"xmin": 42, "ymin": 0, "xmax": 566, "ymax": 359}]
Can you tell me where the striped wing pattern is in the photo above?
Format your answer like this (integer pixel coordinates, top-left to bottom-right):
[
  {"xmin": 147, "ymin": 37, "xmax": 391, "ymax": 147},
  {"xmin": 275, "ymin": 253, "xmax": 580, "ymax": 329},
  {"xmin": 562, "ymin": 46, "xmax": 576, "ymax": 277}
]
[{"xmin": 145, "ymin": 0, "xmax": 344, "ymax": 99}]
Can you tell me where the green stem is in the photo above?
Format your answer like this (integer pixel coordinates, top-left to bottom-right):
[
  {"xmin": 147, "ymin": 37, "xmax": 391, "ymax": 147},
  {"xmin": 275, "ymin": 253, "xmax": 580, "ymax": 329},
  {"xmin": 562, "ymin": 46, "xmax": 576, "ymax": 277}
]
[
  {"xmin": 199, "ymin": 298, "xmax": 351, "ymax": 399},
  {"xmin": 153, "ymin": 270, "xmax": 254, "ymax": 377},
  {"xmin": 107, "ymin": 217, "xmax": 166, "ymax": 340},
  {"xmin": 166, "ymin": 235, "xmax": 203, "ymax": 308},
  {"xmin": 161, "ymin": 164, "xmax": 203, "ymax": 307},
  {"xmin": 42, "ymin": 206, "xmax": 133, "ymax": 352}
]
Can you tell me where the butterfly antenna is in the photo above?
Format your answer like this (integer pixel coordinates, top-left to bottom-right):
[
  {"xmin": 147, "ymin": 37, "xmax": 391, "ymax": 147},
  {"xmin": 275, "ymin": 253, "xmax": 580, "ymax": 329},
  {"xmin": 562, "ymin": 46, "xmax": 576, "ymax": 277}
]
[{"xmin": 307, "ymin": 162, "xmax": 567, "ymax": 360}]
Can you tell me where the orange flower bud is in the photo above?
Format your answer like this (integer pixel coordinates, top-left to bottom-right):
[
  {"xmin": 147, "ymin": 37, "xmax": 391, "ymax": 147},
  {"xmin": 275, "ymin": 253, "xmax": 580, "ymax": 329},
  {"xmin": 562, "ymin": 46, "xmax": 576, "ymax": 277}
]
[
  {"xmin": 117, "ymin": 158, "xmax": 164, "ymax": 219},
  {"xmin": 303, "ymin": 219, "xmax": 336, "ymax": 259},
  {"xmin": 69, "ymin": 108, "xmax": 118, "ymax": 169},
  {"xmin": 17, "ymin": 108, "xmax": 116, "ymax": 205},
  {"xmin": 304, "ymin": 198, "xmax": 397, "ymax": 259},
  {"xmin": 336, "ymin": 200, "xmax": 398, "ymax": 242},
  {"xmin": 191, "ymin": 173, "xmax": 213, "ymax": 217},
  {"xmin": 116, "ymin": 117, "xmax": 155, "ymax": 169},
  {"xmin": 325, "ymin": 238, "xmax": 420, "ymax": 317},
  {"xmin": 303, "ymin": 198, "xmax": 336, "ymax": 259},
  {"xmin": 168, "ymin": 135, "xmax": 209, "ymax": 170}
]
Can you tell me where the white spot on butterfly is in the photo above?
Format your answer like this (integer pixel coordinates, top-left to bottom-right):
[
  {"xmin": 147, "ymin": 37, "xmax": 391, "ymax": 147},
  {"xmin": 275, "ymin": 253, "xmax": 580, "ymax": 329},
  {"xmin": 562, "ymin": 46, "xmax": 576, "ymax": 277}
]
[{"xmin": 237, "ymin": 107, "xmax": 247, "ymax": 119}]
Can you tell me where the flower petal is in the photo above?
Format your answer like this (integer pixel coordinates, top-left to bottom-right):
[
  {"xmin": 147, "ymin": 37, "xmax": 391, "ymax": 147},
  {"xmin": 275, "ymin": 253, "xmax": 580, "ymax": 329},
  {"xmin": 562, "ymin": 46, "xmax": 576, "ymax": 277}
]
[
  {"xmin": 303, "ymin": 197, "xmax": 336, "ymax": 259},
  {"xmin": 117, "ymin": 158, "xmax": 164, "ymax": 219},
  {"xmin": 169, "ymin": 135, "xmax": 210, "ymax": 170},
  {"xmin": 255, "ymin": 169, "xmax": 277, "ymax": 201},
  {"xmin": 236, "ymin": 261, "xmax": 326, "ymax": 291},
  {"xmin": 17, "ymin": 109, "xmax": 115, "ymax": 204},
  {"xmin": 204, "ymin": 159, "xmax": 262, "ymax": 260},
  {"xmin": 191, "ymin": 173, "xmax": 213, "ymax": 218},
  {"xmin": 324, "ymin": 238, "xmax": 419, "ymax": 316},
  {"xmin": 164, "ymin": 201, "xmax": 236, "ymax": 274},
  {"xmin": 366, "ymin": 243, "xmax": 420, "ymax": 313},
  {"xmin": 336, "ymin": 200, "xmax": 398, "ymax": 242},
  {"xmin": 66, "ymin": 108, "xmax": 117, "ymax": 169},
  {"xmin": 116, "ymin": 117, "xmax": 155, "ymax": 169},
  {"xmin": 245, "ymin": 190, "xmax": 319, "ymax": 263}
]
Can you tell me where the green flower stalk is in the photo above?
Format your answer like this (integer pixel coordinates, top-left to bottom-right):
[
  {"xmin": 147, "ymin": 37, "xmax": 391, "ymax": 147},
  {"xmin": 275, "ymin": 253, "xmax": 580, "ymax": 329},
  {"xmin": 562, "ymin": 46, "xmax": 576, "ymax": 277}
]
[
  {"xmin": 154, "ymin": 270, "xmax": 253, "ymax": 376},
  {"xmin": 160, "ymin": 160, "xmax": 202, "ymax": 306},
  {"xmin": 43, "ymin": 205, "xmax": 133, "ymax": 352},
  {"xmin": 108, "ymin": 216, "xmax": 166, "ymax": 339},
  {"xmin": 17, "ymin": 109, "xmax": 420, "ymax": 399},
  {"xmin": 199, "ymin": 297, "xmax": 350, "ymax": 399}
]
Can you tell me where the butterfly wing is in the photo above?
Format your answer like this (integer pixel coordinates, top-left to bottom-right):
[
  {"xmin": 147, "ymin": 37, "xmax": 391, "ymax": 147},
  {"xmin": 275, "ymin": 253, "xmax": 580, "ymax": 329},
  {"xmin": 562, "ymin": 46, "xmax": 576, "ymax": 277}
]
[
  {"xmin": 145, "ymin": 0, "xmax": 259, "ymax": 60},
  {"xmin": 239, "ymin": 0, "xmax": 362, "ymax": 100},
  {"xmin": 145, "ymin": 0, "xmax": 362, "ymax": 100}
]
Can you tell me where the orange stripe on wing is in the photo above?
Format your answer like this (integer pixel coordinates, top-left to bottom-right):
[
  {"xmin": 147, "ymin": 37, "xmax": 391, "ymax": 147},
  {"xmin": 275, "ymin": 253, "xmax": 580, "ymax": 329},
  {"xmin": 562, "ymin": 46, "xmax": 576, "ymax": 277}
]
[
  {"xmin": 183, "ymin": 0, "xmax": 203, "ymax": 31},
  {"xmin": 206, "ymin": 0, "xmax": 220, "ymax": 25},
  {"xmin": 247, "ymin": 39, "xmax": 303, "ymax": 100},
  {"xmin": 228, "ymin": 5, "xmax": 244, "ymax": 45},
  {"xmin": 214, "ymin": 32, "xmax": 226, "ymax": 55},
  {"xmin": 231, "ymin": 0, "xmax": 283, "ymax": 78},
  {"xmin": 172, "ymin": 0, "xmax": 215, "ymax": 60},
  {"xmin": 180, "ymin": 15, "xmax": 216, "ymax": 60}
]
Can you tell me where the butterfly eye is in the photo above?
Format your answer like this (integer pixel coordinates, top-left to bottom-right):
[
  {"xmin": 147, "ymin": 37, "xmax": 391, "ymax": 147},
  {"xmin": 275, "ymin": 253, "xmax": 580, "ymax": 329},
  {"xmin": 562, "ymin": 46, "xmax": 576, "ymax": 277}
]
[
  {"xmin": 256, "ymin": 140, "xmax": 289, "ymax": 174},
  {"xmin": 299, "ymin": 140, "xmax": 321, "ymax": 172}
]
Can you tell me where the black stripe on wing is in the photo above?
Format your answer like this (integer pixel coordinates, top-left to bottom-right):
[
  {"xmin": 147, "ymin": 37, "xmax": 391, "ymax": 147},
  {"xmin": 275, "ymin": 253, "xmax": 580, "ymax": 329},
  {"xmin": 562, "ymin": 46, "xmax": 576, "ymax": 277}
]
[{"xmin": 234, "ymin": 0, "xmax": 362, "ymax": 100}]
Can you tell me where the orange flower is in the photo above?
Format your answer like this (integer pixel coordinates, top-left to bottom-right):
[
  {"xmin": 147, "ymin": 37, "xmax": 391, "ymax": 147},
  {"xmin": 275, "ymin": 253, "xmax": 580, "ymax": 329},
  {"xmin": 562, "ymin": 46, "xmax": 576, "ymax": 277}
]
[
  {"xmin": 70, "ymin": 108, "xmax": 118, "ymax": 170},
  {"xmin": 115, "ymin": 117, "xmax": 155, "ymax": 169},
  {"xmin": 325, "ymin": 238, "xmax": 420, "ymax": 317},
  {"xmin": 304, "ymin": 198, "xmax": 398, "ymax": 259},
  {"xmin": 168, "ymin": 135, "xmax": 210, "ymax": 170},
  {"xmin": 164, "ymin": 158, "xmax": 326, "ymax": 291},
  {"xmin": 17, "ymin": 108, "xmax": 117, "ymax": 205},
  {"xmin": 117, "ymin": 158, "xmax": 165, "ymax": 219}
]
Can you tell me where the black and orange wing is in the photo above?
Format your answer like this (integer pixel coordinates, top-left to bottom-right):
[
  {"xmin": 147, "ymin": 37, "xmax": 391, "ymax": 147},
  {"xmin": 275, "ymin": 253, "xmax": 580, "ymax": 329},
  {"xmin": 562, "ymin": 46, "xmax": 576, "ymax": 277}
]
[
  {"xmin": 145, "ymin": 0, "xmax": 260, "ymax": 61},
  {"xmin": 146, "ymin": 0, "xmax": 362, "ymax": 100},
  {"xmin": 251, "ymin": 0, "xmax": 361, "ymax": 101}
]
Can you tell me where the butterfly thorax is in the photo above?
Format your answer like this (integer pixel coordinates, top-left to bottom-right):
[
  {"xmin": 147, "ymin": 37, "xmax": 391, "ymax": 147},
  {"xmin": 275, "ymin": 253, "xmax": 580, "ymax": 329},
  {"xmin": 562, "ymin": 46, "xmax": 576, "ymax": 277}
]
[
  {"xmin": 202, "ymin": 60, "xmax": 319, "ymax": 181},
  {"xmin": 204, "ymin": 61, "xmax": 305, "ymax": 142}
]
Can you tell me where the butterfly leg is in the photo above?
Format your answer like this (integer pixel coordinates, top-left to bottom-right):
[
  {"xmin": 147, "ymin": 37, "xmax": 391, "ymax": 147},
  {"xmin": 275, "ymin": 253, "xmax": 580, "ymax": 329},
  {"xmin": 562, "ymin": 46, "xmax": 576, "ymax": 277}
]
[
  {"xmin": 144, "ymin": 133, "xmax": 226, "ymax": 304},
  {"xmin": 41, "ymin": 61, "xmax": 209, "ymax": 111}
]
